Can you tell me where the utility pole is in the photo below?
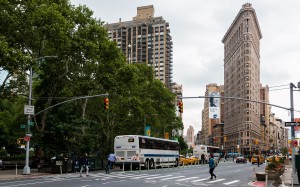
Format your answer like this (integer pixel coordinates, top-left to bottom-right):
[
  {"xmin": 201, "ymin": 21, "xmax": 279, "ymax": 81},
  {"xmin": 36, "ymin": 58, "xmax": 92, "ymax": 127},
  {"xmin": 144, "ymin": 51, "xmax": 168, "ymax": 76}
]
[
  {"xmin": 23, "ymin": 66, "xmax": 33, "ymax": 175},
  {"xmin": 23, "ymin": 56, "xmax": 58, "ymax": 175},
  {"xmin": 290, "ymin": 82, "xmax": 299, "ymax": 184}
]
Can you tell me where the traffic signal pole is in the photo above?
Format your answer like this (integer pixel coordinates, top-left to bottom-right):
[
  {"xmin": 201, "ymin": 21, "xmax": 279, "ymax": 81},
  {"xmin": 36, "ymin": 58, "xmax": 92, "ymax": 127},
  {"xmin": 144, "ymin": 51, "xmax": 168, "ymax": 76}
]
[
  {"xmin": 290, "ymin": 82, "xmax": 299, "ymax": 184},
  {"xmin": 23, "ymin": 66, "xmax": 33, "ymax": 175}
]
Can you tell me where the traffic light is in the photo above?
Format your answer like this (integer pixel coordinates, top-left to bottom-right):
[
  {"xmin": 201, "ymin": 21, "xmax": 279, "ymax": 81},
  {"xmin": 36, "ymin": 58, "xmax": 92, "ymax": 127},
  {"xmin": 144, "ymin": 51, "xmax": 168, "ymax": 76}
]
[
  {"xmin": 178, "ymin": 101, "xmax": 183, "ymax": 113},
  {"xmin": 224, "ymin": 136, "xmax": 227, "ymax": 142},
  {"xmin": 104, "ymin": 98, "xmax": 109, "ymax": 110}
]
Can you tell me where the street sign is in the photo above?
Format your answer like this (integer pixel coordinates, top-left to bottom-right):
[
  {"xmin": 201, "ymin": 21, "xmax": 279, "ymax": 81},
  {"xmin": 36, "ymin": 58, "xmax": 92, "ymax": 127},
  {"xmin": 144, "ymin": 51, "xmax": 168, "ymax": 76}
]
[
  {"xmin": 20, "ymin": 125, "xmax": 26, "ymax": 129},
  {"xmin": 24, "ymin": 105, "xmax": 34, "ymax": 115},
  {"xmin": 285, "ymin": 122, "xmax": 300, "ymax": 127}
]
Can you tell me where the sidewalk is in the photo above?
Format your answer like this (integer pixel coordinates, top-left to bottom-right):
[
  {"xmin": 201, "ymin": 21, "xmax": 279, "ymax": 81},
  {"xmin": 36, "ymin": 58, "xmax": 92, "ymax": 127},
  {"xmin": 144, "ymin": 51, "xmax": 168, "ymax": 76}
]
[
  {"xmin": 252, "ymin": 164, "xmax": 300, "ymax": 187},
  {"xmin": 0, "ymin": 168, "xmax": 52, "ymax": 180}
]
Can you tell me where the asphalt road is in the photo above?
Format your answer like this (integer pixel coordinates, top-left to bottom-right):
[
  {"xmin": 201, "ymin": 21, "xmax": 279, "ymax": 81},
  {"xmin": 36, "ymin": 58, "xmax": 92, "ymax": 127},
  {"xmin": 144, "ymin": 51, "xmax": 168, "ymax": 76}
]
[{"xmin": 0, "ymin": 161, "xmax": 265, "ymax": 187}]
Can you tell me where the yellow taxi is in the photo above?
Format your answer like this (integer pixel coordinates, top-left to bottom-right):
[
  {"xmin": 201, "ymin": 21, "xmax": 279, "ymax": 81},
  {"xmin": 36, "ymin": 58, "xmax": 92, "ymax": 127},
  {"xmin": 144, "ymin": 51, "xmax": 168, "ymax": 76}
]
[
  {"xmin": 251, "ymin": 155, "xmax": 265, "ymax": 164},
  {"xmin": 179, "ymin": 155, "xmax": 189, "ymax": 165},
  {"xmin": 186, "ymin": 156, "xmax": 199, "ymax": 165},
  {"xmin": 267, "ymin": 155, "xmax": 285, "ymax": 162}
]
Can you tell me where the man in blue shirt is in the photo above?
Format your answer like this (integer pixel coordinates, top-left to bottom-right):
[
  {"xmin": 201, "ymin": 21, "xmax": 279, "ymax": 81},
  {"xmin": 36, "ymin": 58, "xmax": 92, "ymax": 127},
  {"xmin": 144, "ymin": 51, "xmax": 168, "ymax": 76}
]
[{"xmin": 106, "ymin": 153, "xmax": 116, "ymax": 174}]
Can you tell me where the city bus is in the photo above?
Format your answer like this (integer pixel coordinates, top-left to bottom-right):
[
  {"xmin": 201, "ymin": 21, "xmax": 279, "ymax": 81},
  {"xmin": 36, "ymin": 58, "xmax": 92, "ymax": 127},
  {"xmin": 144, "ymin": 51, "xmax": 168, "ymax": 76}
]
[
  {"xmin": 114, "ymin": 135, "xmax": 180, "ymax": 169},
  {"xmin": 193, "ymin": 145, "xmax": 221, "ymax": 162}
]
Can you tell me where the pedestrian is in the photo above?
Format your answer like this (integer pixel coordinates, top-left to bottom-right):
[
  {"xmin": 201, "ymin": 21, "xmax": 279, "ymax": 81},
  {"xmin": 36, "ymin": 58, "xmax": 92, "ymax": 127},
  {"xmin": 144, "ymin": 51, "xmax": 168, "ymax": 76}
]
[
  {"xmin": 208, "ymin": 154, "xmax": 216, "ymax": 180},
  {"xmin": 224, "ymin": 154, "xmax": 227, "ymax": 162},
  {"xmin": 257, "ymin": 155, "xmax": 260, "ymax": 167},
  {"xmin": 79, "ymin": 153, "xmax": 89, "ymax": 177},
  {"xmin": 106, "ymin": 152, "xmax": 116, "ymax": 174},
  {"xmin": 201, "ymin": 154, "xmax": 205, "ymax": 165}
]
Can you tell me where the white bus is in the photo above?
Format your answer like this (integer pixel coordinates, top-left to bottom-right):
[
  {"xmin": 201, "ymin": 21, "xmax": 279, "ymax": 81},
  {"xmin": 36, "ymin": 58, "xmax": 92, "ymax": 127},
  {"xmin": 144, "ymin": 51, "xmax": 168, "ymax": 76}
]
[
  {"xmin": 193, "ymin": 145, "xmax": 221, "ymax": 162},
  {"xmin": 114, "ymin": 135, "xmax": 180, "ymax": 169}
]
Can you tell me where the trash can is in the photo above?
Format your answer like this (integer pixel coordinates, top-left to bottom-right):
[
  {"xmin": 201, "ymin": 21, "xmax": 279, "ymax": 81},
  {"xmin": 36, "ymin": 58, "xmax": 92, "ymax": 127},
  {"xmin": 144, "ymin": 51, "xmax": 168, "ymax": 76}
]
[{"xmin": 51, "ymin": 156, "xmax": 72, "ymax": 174}]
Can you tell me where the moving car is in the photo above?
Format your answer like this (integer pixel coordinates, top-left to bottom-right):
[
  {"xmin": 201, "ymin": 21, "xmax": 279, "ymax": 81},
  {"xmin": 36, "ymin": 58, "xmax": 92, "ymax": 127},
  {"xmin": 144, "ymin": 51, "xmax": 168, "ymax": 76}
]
[
  {"xmin": 236, "ymin": 155, "xmax": 247, "ymax": 163},
  {"xmin": 251, "ymin": 155, "xmax": 265, "ymax": 164}
]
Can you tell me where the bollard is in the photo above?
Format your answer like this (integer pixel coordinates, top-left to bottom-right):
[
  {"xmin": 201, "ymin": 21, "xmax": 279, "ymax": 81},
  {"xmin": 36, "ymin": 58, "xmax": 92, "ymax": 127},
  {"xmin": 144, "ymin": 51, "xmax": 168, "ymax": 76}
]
[
  {"xmin": 139, "ymin": 161, "xmax": 141, "ymax": 172},
  {"xmin": 173, "ymin": 160, "xmax": 175, "ymax": 169},
  {"xmin": 252, "ymin": 167, "xmax": 255, "ymax": 182},
  {"xmin": 266, "ymin": 173, "xmax": 268, "ymax": 186},
  {"xmin": 60, "ymin": 165, "xmax": 62, "ymax": 175},
  {"xmin": 15, "ymin": 164, "xmax": 17, "ymax": 176},
  {"xmin": 130, "ymin": 162, "xmax": 132, "ymax": 172},
  {"xmin": 122, "ymin": 162, "xmax": 125, "ymax": 174},
  {"xmin": 147, "ymin": 160, "xmax": 149, "ymax": 171}
]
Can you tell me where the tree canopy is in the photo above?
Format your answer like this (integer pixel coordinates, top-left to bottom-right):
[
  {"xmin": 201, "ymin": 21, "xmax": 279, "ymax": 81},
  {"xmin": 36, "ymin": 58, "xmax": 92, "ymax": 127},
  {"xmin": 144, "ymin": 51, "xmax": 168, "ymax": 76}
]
[{"xmin": 0, "ymin": 0, "xmax": 183, "ymax": 158}]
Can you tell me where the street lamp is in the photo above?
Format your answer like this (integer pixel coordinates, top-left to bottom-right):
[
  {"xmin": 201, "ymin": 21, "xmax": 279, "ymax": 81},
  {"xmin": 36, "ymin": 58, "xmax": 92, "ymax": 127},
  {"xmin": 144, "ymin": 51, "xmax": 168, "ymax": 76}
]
[
  {"xmin": 143, "ymin": 114, "xmax": 158, "ymax": 136},
  {"xmin": 23, "ymin": 56, "xmax": 57, "ymax": 175},
  {"xmin": 290, "ymin": 82, "xmax": 300, "ymax": 183}
]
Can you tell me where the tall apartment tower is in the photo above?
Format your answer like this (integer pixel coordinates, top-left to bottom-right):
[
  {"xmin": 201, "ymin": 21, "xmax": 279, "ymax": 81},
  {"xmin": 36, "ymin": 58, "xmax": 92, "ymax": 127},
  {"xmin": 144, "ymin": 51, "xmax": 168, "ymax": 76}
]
[
  {"xmin": 260, "ymin": 84, "xmax": 271, "ymax": 151},
  {"xmin": 201, "ymin": 83, "xmax": 224, "ymax": 145},
  {"xmin": 222, "ymin": 3, "xmax": 262, "ymax": 154},
  {"xmin": 186, "ymin": 125, "xmax": 195, "ymax": 147},
  {"xmin": 105, "ymin": 5, "xmax": 173, "ymax": 88}
]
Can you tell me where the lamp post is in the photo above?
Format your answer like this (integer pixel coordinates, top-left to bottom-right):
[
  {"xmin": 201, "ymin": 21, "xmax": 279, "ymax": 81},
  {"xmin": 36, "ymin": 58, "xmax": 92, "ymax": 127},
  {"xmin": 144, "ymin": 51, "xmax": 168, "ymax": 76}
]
[
  {"xmin": 23, "ymin": 56, "xmax": 57, "ymax": 175},
  {"xmin": 143, "ymin": 114, "xmax": 157, "ymax": 136},
  {"xmin": 290, "ymin": 82, "xmax": 300, "ymax": 183}
]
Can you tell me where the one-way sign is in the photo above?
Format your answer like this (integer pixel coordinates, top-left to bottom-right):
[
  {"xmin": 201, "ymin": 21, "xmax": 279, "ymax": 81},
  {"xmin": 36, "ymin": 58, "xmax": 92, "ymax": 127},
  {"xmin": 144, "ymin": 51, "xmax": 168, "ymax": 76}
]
[{"xmin": 285, "ymin": 122, "xmax": 300, "ymax": 127}]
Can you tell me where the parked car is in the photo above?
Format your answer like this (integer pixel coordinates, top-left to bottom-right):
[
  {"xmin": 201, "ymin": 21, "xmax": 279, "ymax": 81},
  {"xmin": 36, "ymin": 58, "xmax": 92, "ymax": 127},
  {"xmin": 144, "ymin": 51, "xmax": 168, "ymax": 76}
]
[
  {"xmin": 267, "ymin": 155, "xmax": 285, "ymax": 162},
  {"xmin": 186, "ymin": 156, "xmax": 199, "ymax": 165},
  {"xmin": 251, "ymin": 155, "xmax": 265, "ymax": 164},
  {"xmin": 236, "ymin": 155, "xmax": 247, "ymax": 163},
  {"xmin": 179, "ymin": 155, "xmax": 189, "ymax": 166}
]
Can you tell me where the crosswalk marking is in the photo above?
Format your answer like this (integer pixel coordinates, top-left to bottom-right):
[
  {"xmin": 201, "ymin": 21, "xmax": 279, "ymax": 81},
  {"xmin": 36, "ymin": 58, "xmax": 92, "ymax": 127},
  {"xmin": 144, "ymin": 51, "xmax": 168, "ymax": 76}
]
[
  {"xmin": 175, "ymin": 177, "xmax": 198, "ymax": 181},
  {"xmin": 160, "ymin": 176, "xmax": 185, "ymax": 181},
  {"xmin": 223, "ymin": 180, "xmax": 239, "ymax": 185},
  {"xmin": 41, "ymin": 172, "xmax": 242, "ymax": 186},
  {"xmin": 206, "ymin": 179, "xmax": 226, "ymax": 183},
  {"xmin": 131, "ymin": 174, "xmax": 160, "ymax": 179},
  {"xmin": 191, "ymin": 177, "xmax": 210, "ymax": 182},
  {"xmin": 145, "ymin": 175, "xmax": 172, "ymax": 179}
]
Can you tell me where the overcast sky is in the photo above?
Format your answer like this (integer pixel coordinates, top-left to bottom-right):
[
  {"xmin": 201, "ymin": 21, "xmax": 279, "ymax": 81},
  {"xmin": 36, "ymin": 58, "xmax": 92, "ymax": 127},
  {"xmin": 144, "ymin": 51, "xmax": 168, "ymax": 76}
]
[{"xmin": 69, "ymin": 0, "xmax": 300, "ymax": 135}]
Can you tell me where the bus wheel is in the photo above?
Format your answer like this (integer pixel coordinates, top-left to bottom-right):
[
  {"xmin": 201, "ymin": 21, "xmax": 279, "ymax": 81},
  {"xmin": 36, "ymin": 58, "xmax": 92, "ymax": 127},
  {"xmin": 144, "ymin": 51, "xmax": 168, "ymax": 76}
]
[
  {"xmin": 175, "ymin": 159, "xmax": 179, "ymax": 167},
  {"xmin": 150, "ymin": 159, "xmax": 155, "ymax": 169},
  {"xmin": 144, "ymin": 159, "xmax": 149, "ymax": 170}
]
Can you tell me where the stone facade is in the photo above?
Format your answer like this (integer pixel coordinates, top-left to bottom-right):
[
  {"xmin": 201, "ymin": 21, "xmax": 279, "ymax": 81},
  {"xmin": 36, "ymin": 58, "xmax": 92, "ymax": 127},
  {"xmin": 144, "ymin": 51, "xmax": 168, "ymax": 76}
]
[{"xmin": 222, "ymin": 3, "xmax": 262, "ymax": 154}]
